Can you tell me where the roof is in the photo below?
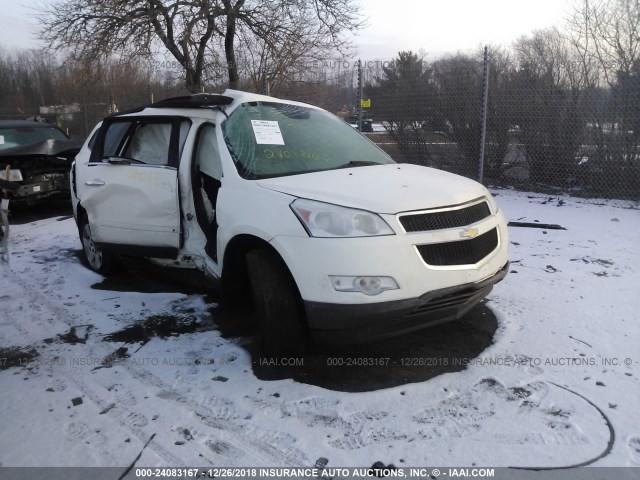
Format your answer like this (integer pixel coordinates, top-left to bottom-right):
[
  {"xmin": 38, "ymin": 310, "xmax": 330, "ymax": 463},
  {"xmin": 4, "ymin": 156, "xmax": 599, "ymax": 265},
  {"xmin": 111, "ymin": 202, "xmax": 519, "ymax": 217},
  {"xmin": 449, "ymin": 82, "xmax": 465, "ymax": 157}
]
[
  {"xmin": 113, "ymin": 89, "xmax": 322, "ymax": 119},
  {"xmin": 222, "ymin": 89, "xmax": 319, "ymax": 110}
]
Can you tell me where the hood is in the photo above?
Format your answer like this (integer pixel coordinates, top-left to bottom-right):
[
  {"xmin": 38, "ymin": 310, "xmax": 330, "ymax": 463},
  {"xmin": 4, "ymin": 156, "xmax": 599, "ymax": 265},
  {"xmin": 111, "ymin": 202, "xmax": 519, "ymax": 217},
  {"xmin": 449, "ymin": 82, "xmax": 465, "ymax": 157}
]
[
  {"xmin": 0, "ymin": 139, "xmax": 80, "ymax": 159},
  {"xmin": 257, "ymin": 163, "xmax": 487, "ymax": 214}
]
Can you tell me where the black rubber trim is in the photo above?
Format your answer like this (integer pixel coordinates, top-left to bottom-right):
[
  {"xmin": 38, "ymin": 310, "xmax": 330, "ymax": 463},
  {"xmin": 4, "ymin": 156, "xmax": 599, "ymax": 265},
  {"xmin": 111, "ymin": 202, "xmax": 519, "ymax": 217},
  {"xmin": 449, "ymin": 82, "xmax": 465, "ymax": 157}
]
[
  {"xmin": 106, "ymin": 95, "xmax": 234, "ymax": 119},
  {"xmin": 306, "ymin": 262, "xmax": 508, "ymax": 345},
  {"xmin": 508, "ymin": 221, "xmax": 567, "ymax": 230},
  {"xmin": 151, "ymin": 94, "xmax": 234, "ymax": 108}
]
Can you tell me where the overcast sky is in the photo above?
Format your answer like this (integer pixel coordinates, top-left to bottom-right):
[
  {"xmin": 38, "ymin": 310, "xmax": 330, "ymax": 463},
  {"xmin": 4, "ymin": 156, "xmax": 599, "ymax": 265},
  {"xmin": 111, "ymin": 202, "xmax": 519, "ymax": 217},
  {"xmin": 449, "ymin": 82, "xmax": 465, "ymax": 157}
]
[{"xmin": 0, "ymin": 0, "xmax": 576, "ymax": 59}]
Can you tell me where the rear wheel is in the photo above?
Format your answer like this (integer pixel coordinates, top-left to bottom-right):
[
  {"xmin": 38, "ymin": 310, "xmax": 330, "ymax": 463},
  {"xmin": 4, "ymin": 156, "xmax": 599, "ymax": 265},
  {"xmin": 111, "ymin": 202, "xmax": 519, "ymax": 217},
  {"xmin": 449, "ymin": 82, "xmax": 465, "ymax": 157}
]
[
  {"xmin": 79, "ymin": 216, "xmax": 115, "ymax": 274},
  {"xmin": 246, "ymin": 247, "xmax": 306, "ymax": 357}
]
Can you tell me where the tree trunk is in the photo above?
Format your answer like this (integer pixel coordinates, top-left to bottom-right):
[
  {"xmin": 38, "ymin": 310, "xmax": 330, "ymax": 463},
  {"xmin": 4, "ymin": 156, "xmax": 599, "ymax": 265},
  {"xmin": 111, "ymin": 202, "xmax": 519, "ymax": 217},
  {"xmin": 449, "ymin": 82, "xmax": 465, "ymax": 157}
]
[
  {"xmin": 225, "ymin": 13, "xmax": 240, "ymax": 89},
  {"xmin": 185, "ymin": 68, "xmax": 201, "ymax": 93}
]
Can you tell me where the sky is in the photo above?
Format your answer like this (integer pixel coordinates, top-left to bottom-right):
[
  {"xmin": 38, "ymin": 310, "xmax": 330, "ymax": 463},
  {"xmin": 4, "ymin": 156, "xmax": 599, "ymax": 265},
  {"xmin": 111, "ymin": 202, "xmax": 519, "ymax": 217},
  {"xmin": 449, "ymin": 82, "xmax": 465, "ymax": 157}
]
[
  {"xmin": 0, "ymin": 0, "xmax": 576, "ymax": 59},
  {"xmin": 356, "ymin": 0, "xmax": 576, "ymax": 59}
]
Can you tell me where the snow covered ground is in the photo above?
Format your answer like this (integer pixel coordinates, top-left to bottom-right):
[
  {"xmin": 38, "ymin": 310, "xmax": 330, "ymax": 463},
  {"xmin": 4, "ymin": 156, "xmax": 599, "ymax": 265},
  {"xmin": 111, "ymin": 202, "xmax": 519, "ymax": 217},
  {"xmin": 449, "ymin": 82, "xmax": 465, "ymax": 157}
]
[{"xmin": 0, "ymin": 189, "xmax": 639, "ymax": 471}]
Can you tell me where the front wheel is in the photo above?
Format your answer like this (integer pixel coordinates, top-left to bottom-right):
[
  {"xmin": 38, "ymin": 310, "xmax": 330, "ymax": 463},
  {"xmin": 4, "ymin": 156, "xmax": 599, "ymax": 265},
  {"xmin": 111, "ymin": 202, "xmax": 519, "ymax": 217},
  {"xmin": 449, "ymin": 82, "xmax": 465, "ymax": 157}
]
[
  {"xmin": 246, "ymin": 247, "xmax": 306, "ymax": 357},
  {"xmin": 80, "ymin": 217, "xmax": 115, "ymax": 274}
]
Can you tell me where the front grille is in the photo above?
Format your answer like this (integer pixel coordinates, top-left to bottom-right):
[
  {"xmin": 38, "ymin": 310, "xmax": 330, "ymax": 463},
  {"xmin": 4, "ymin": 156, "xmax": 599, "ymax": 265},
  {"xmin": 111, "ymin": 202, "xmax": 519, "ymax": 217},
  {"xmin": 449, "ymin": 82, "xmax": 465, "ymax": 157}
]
[
  {"xmin": 417, "ymin": 227, "xmax": 499, "ymax": 266},
  {"xmin": 400, "ymin": 201, "xmax": 491, "ymax": 232}
]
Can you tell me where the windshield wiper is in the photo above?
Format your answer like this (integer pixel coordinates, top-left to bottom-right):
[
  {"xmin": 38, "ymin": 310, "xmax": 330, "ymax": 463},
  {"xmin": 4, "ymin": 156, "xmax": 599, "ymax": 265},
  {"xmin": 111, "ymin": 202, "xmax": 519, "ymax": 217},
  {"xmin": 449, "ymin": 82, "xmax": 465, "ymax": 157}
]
[
  {"xmin": 251, "ymin": 162, "xmax": 383, "ymax": 179},
  {"xmin": 336, "ymin": 160, "xmax": 381, "ymax": 169}
]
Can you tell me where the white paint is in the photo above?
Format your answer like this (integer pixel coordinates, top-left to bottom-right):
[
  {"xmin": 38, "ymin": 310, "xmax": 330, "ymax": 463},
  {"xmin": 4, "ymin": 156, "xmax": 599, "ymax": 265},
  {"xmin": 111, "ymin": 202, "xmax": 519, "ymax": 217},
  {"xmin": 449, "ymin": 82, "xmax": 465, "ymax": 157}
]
[
  {"xmin": 73, "ymin": 90, "xmax": 508, "ymax": 308},
  {"xmin": 257, "ymin": 163, "xmax": 486, "ymax": 214},
  {"xmin": 78, "ymin": 165, "xmax": 180, "ymax": 248}
]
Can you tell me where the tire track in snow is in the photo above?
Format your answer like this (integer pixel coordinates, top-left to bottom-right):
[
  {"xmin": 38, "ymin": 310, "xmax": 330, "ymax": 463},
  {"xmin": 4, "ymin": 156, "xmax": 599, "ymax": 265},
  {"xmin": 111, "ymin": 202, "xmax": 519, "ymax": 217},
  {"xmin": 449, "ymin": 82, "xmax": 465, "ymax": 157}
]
[
  {"xmin": 6, "ymin": 262, "xmax": 312, "ymax": 468},
  {"xmin": 508, "ymin": 382, "xmax": 615, "ymax": 470}
]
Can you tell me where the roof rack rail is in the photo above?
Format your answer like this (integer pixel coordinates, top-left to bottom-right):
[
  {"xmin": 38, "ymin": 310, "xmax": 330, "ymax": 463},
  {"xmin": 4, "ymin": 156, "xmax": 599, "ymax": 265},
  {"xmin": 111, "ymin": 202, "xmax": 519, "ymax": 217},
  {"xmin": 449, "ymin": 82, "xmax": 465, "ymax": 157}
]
[
  {"xmin": 151, "ymin": 94, "xmax": 234, "ymax": 109},
  {"xmin": 107, "ymin": 94, "xmax": 235, "ymax": 118},
  {"xmin": 109, "ymin": 106, "xmax": 147, "ymax": 117}
]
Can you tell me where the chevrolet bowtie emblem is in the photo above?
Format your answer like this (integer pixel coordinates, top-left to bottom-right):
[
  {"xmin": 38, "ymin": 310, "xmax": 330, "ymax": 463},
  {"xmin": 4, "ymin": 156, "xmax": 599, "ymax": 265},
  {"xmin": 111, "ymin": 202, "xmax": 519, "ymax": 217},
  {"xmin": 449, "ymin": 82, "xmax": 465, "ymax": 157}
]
[{"xmin": 460, "ymin": 227, "xmax": 479, "ymax": 239}]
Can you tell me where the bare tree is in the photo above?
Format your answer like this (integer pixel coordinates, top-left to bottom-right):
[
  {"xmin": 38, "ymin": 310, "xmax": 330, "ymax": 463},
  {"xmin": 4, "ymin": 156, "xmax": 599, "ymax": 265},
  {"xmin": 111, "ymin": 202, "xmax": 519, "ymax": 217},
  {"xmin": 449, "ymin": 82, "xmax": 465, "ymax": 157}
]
[
  {"xmin": 564, "ymin": 1, "xmax": 640, "ymax": 196},
  {"xmin": 514, "ymin": 27, "xmax": 589, "ymax": 90},
  {"xmin": 567, "ymin": 0, "xmax": 640, "ymax": 86},
  {"xmin": 37, "ymin": 0, "xmax": 364, "ymax": 93},
  {"xmin": 511, "ymin": 29, "xmax": 589, "ymax": 185}
]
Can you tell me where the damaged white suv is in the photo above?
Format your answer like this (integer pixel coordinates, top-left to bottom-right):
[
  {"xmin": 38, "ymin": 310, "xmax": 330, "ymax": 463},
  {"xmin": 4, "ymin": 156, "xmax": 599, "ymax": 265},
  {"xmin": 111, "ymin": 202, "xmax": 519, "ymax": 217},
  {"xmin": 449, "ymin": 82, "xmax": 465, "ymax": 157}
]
[{"xmin": 72, "ymin": 91, "xmax": 508, "ymax": 354}]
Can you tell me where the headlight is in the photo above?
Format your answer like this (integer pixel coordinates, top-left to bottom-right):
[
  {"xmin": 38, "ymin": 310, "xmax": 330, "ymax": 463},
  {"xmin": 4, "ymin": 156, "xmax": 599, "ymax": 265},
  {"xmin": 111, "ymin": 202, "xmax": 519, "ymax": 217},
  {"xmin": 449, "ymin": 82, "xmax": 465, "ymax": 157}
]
[{"xmin": 291, "ymin": 198, "xmax": 395, "ymax": 238}]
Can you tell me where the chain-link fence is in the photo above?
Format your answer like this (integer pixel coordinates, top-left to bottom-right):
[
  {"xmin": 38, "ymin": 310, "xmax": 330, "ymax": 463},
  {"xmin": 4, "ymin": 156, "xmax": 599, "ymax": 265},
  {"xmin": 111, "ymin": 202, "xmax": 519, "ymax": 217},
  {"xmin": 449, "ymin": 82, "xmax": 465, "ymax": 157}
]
[
  {"xmin": 317, "ymin": 54, "xmax": 640, "ymax": 201},
  {"xmin": 2, "ymin": 50, "xmax": 637, "ymax": 200},
  {"xmin": 0, "ymin": 85, "xmax": 190, "ymax": 141},
  {"xmin": 266, "ymin": 51, "xmax": 639, "ymax": 201}
]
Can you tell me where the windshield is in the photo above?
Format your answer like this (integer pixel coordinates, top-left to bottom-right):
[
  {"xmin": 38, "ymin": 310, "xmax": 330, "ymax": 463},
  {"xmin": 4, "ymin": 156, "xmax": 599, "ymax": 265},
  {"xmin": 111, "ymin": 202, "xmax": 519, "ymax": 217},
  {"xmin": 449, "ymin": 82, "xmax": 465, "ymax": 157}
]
[
  {"xmin": 222, "ymin": 102, "xmax": 394, "ymax": 179},
  {"xmin": 0, "ymin": 126, "xmax": 69, "ymax": 151}
]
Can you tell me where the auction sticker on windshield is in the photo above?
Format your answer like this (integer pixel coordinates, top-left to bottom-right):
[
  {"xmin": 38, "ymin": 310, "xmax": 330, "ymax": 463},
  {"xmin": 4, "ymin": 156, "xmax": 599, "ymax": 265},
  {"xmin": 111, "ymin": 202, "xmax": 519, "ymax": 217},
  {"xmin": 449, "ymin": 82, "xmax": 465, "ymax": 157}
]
[{"xmin": 251, "ymin": 120, "xmax": 285, "ymax": 145}]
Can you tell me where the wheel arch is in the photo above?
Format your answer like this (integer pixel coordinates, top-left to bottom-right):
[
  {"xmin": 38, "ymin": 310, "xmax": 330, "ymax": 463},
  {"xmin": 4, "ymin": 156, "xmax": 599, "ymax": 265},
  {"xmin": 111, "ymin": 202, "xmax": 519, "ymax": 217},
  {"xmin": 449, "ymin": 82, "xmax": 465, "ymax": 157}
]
[{"xmin": 221, "ymin": 233, "xmax": 303, "ymax": 309}]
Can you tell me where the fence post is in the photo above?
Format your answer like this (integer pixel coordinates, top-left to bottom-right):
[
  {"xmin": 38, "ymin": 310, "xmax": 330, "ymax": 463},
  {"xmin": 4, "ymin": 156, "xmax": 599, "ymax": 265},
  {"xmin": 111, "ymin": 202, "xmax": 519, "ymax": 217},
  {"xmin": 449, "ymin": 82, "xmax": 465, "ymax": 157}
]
[
  {"xmin": 478, "ymin": 46, "xmax": 490, "ymax": 183},
  {"xmin": 81, "ymin": 98, "xmax": 88, "ymax": 139},
  {"xmin": 356, "ymin": 59, "xmax": 363, "ymax": 132}
]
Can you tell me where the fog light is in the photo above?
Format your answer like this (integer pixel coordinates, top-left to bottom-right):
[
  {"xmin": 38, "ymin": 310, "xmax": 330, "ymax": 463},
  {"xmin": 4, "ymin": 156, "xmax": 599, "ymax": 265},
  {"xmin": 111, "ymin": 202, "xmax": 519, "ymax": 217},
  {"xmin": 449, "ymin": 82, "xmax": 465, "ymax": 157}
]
[{"xmin": 330, "ymin": 276, "xmax": 399, "ymax": 296}]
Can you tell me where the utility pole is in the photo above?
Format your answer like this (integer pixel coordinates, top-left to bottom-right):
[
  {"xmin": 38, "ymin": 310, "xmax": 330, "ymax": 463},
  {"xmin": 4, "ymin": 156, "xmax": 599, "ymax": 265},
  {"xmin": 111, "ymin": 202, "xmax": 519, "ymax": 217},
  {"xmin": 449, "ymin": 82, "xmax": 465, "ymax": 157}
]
[
  {"xmin": 263, "ymin": 76, "xmax": 270, "ymax": 96},
  {"xmin": 478, "ymin": 46, "xmax": 490, "ymax": 183}
]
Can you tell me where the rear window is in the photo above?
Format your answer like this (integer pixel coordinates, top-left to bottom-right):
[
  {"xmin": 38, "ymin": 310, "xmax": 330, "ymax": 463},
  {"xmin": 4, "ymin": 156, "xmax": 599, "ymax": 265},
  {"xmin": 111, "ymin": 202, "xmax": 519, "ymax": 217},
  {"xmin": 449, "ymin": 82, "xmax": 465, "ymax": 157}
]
[
  {"xmin": 124, "ymin": 123, "xmax": 172, "ymax": 165},
  {"xmin": 94, "ymin": 119, "xmax": 191, "ymax": 167}
]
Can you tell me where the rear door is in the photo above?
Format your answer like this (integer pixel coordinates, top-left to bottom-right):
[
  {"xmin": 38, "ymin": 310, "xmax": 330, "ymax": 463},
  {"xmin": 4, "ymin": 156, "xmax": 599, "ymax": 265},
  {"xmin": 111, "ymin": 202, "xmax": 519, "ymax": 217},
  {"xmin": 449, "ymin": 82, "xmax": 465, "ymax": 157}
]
[{"xmin": 79, "ymin": 116, "xmax": 190, "ymax": 258}]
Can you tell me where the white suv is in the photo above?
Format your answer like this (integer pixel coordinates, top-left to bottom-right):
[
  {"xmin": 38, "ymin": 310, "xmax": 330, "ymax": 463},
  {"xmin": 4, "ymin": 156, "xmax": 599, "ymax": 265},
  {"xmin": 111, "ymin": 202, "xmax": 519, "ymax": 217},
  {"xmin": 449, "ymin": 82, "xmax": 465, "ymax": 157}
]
[{"xmin": 71, "ymin": 91, "xmax": 508, "ymax": 354}]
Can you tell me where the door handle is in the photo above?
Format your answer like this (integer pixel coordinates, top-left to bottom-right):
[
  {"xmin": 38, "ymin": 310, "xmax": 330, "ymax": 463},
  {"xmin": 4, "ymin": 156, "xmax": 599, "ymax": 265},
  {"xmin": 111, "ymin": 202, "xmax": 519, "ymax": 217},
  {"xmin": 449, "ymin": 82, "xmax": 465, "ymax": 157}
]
[{"xmin": 85, "ymin": 179, "xmax": 105, "ymax": 186}]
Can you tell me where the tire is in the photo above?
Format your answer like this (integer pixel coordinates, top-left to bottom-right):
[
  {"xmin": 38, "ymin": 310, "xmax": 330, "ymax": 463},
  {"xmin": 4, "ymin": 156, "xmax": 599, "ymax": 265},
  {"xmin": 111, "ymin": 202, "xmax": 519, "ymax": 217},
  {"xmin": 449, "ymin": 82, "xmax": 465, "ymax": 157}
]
[
  {"xmin": 246, "ymin": 247, "xmax": 306, "ymax": 357},
  {"xmin": 79, "ymin": 216, "xmax": 116, "ymax": 274}
]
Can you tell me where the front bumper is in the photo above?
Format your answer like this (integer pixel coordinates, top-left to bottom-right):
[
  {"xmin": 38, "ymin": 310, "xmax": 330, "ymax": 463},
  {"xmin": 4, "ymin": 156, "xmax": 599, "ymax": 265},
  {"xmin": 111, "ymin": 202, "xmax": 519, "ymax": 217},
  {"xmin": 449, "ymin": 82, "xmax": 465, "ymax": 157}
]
[
  {"xmin": 306, "ymin": 261, "xmax": 508, "ymax": 345},
  {"xmin": 270, "ymin": 209, "xmax": 508, "ymax": 305}
]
